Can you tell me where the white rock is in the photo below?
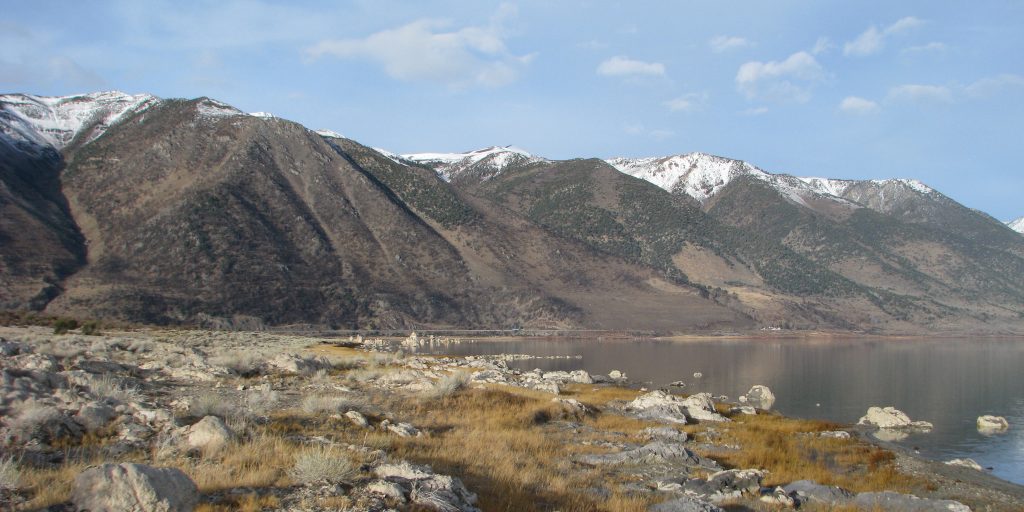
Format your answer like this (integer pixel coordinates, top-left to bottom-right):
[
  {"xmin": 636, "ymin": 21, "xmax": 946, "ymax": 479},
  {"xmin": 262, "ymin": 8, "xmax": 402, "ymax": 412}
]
[
  {"xmin": 977, "ymin": 415, "xmax": 1009, "ymax": 433},
  {"xmin": 184, "ymin": 415, "xmax": 235, "ymax": 452},
  {"xmin": 729, "ymin": 406, "xmax": 757, "ymax": 415},
  {"xmin": 608, "ymin": 370, "xmax": 626, "ymax": 380},
  {"xmin": 857, "ymin": 406, "xmax": 932, "ymax": 431},
  {"xmin": 742, "ymin": 385, "xmax": 775, "ymax": 410},
  {"xmin": 366, "ymin": 479, "xmax": 406, "ymax": 501},
  {"xmin": 345, "ymin": 410, "xmax": 369, "ymax": 428},
  {"xmin": 944, "ymin": 458, "xmax": 983, "ymax": 471},
  {"xmin": 386, "ymin": 422, "xmax": 421, "ymax": 437},
  {"xmin": 71, "ymin": 463, "xmax": 199, "ymax": 512},
  {"xmin": 818, "ymin": 430, "xmax": 851, "ymax": 439}
]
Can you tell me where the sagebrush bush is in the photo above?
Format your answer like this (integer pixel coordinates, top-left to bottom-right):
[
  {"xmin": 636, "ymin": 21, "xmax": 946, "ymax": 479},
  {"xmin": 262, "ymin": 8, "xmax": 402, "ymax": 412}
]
[
  {"xmin": 427, "ymin": 372, "xmax": 471, "ymax": 399},
  {"xmin": 80, "ymin": 321, "xmax": 101, "ymax": 336},
  {"xmin": 0, "ymin": 455, "xmax": 19, "ymax": 490},
  {"xmin": 188, "ymin": 392, "xmax": 242, "ymax": 420},
  {"xmin": 300, "ymin": 395, "xmax": 359, "ymax": 415},
  {"xmin": 288, "ymin": 446, "xmax": 358, "ymax": 484},
  {"xmin": 88, "ymin": 374, "xmax": 140, "ymax": 403},
  {"xmin": 52, "ymin": 318, "xmax": 78, "ymax": 335}
]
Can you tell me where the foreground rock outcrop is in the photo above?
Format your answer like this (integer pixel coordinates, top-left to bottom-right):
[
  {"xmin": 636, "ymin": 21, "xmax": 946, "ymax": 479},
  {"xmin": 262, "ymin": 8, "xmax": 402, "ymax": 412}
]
[{"xmin": 71, "ymin": 463, "xmax": 199, "ymax": 512}]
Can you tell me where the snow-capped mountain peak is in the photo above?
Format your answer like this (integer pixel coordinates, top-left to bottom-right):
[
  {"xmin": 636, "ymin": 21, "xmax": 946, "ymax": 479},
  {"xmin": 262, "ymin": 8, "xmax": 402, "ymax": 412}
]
[
  {"xmin": 0, "ymin": 91, "xmax": 159, "ymax": 150},
  {"xmin": 402, "ymin": 146, "xmax": 545, "ymax": 181},
  {"xmin": 607, "ymin": 152, "xmax": 939, "ymax": 213},
  {"xmin": 1008, "ymin": 217, "xmax": 1024, "ymax": 234}
]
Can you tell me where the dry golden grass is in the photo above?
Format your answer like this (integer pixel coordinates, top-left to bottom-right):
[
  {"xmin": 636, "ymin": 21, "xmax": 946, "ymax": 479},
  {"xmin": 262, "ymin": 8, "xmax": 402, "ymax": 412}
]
[
  {"xmin": 707, "ymin": 411, "xmax": 922, "ymax": 493},
  {"xmin": 196, "ymin": 492, "xmax": 281, "ymax": 512},
  {"xmin": 319, "ymin": 386, "xmax": 657, "ymax": 512}
]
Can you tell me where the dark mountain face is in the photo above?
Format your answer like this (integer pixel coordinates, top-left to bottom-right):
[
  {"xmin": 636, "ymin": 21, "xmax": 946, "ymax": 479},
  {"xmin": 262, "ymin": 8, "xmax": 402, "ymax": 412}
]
[{"xmin": 1, "ymin": 92, "xmax": 1022, "ymax": 333}]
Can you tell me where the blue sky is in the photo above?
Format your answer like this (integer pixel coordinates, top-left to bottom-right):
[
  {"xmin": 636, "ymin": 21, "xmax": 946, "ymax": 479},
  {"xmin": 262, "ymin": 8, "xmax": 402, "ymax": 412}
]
[{"xmin": 2, "ymin": 1, "xmax": 1022, "ymax": 220}]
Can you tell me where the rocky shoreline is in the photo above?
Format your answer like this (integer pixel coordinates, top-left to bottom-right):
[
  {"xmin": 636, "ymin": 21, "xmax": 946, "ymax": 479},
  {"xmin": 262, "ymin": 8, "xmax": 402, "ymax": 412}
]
[{"xmin": 0, "ymin": 326, "xmax": 1021, "ymax": 511}]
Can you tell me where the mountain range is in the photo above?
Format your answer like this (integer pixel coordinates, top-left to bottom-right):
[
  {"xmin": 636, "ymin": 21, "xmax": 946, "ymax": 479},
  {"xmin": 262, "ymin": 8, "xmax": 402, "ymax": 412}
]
[{"xmin": 2, "ymin": 91, "xmax": 1023, "ymax": 334}]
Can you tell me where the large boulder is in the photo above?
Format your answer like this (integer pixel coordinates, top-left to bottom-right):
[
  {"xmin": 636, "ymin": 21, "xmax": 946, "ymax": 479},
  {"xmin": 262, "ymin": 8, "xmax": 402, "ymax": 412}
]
[
  {"xmin": 579, "ymin": 442, "xmax": 716, "ymax": 468},
  {"xmin": 184, "ymin": 415, "xmax": 235, "ymax": 452},
  {"xmin": 782, "ymin": 480, "xmax": 854, "ymax": 505},
  {"xmin": 71, "ymin": 463, "xmax": 199, "ymax": 512},
  {"xmin": 649, "ymin": 496, "xmax": 724, "ymax": 512},
  {"xmin": 741, "ymin": 385, "xmax": 775, "ymax": 410},
  {"xmin": 857, "ymin": 406, "xmax": 932, "ymax": 431},
  {"xmin": 976, "ymin": 415, "xmax": 1009, "ymax": 433},
  {"xmin": 853, "ymin": 491, "xmax": 970, "ymax": 512},
  {"xmin": 683, "ymin": 469, "xmax": 764, "ymax": 501},
  {"xmin": 374, "ymin": 462, "xmax": 480, "ymax": 512},
  {"xmin": 627, "ymin": 391, "xmax": 728, "ymax": 424}
]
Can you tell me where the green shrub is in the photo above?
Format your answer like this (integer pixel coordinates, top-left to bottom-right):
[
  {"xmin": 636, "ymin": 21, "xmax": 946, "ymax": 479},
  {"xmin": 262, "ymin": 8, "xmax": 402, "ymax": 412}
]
[
  {"xmin": 81, "ymin": 320, "xmax": 101, "ymax": 336},
  {"xmin": 52, "ymin": 318, "xmax": 79, "ymax": 335}
]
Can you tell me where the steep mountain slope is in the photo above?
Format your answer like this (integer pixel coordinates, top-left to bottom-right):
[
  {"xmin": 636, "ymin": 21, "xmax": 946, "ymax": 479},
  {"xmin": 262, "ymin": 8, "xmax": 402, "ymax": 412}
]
[
  {"xmin": 603, "ymin": 153, "xmax": 1024, "ymax": 330},
  {"xmin": 449, "ymin": 156, "xmax": 913, "ymax": 329},
  {"xmin": 0, "ymin": 92, "xmax": 749, "ymax": 331}
]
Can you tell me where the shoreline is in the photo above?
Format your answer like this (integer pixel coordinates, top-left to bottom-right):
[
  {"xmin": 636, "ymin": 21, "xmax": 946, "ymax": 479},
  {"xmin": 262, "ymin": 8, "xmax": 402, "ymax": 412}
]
[{"xmin": 1, "ymin": 326, "xmax": 1021, "ymax": 510}]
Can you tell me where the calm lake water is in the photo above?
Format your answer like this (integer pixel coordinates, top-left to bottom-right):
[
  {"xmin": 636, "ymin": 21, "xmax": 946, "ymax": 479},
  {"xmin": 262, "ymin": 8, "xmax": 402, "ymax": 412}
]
[{"xmin": 415, "ymin": 336, "xmax": 1024, "ymax": 485}]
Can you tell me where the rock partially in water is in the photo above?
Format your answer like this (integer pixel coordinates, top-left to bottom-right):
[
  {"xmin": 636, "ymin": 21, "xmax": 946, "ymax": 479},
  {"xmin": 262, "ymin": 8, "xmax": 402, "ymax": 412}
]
[
  {"xmin": 729, "ymin": 405, "xmax": 757, "ymax": 415},
  {"xmin": 944, "ymin": 458, "xmax": 984, "ymax": 471},
  {"xmin": 857, "ymin": 406, "xmax": 933, "ymax": 431},
  {"xmin": 976, "ymin": 415, "xmax": 1009, "ymax": 433},
  {"xmin": 72, "ymin": 463, "xmax": 199, "ymax": 512},
  {"xmin": 853, "ymin": 491, "xmax": 970, "ymax": 512},
  {"xmin": 741, "ymin": 385, "xmax": 775, "ymax": 410}
]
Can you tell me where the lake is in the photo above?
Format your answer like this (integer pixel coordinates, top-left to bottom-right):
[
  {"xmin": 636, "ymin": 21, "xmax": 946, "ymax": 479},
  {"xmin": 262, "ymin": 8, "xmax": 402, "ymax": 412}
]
[{"xmin": 413, "ymin": 336, "xmax": 1024, "ymax": 485}]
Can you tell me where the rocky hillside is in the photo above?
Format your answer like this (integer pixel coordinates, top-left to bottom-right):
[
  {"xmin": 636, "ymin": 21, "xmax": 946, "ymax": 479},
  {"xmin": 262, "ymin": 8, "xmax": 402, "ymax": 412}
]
[{"xmin": 1, "ymin": 92, "xmax": 1023, "ymax": 333}]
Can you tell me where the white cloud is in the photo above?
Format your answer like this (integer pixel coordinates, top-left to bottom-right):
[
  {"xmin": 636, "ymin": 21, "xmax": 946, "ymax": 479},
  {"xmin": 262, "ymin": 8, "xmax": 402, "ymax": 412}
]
[
  {"xmin": 597, "ymin": 56, "xmax": 666, "ymax": 77},
  {"xmin": 844, "ymin": 16, "xmax": 924, "ymax": 57},
  {"xmin": 812, "ymin": 37, "xmax": 834, "ymax": 55},
  {"xmin": 887, "ymin": 84, "xmax": 953, "ymax": 103},
  {"xmin": 839, "ymin": 96, "xmax": 880, "ymax": 114},
  {"xmin": 709, "ymin": 35, "xmax": 752, "ymax": 53},
  {"xmin": 735, "ymin": 51, "xmax": 824, "ymax": 102},
  {"xmin": 964, "ymin": 74, "xmax": 1024, "ymax": 98},
  {"xmin": 901, "ymin": 41, "xmax": 946, "ymax": 55},
  {"xmin": 741, "ymin": 106, "xmax": 769, "ymax": 116},
  {"xmin": 664, "ymin": 92, "xmax": 707, "ymax": 112},
  {"xmin": 306, "ymin": 11, "xmax": 530, "ymax": 88}
]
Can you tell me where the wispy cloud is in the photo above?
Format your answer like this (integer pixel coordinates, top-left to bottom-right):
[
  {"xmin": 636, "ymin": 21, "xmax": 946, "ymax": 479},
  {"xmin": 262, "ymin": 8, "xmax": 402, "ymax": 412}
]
[
  {"xmin": 964, "ymin": 73, "xmax": 1024, "ymax": 98},
  {"xmin": 901, "ymin": 42, "xmax": 946, "ymax": 55},
  {"xmin": 625, "ymin": 123, "xmax": 674, "ymax": 140},
  {"xmin": 887, "ymin": 84, "xmax": 953, "ymax": 103},
  {"xmin": 844, "ymin": 16, "xmax": 924, "ymax": 57},
  {"xmin": 735, "ymin": 51, "xmax": 825, "ymax": 103},
  {"xmin": 664, "ymin": 92, "xmax": 707, "ymax": 112},
  {"xmin": 839, "ymin": 96, "xmax": 880, "ymax": 114},
  {"xmin": 709, "ymin": 35, "xmax": 752, "ymax": 53},
  {"xmin": 811, "ymin": 37, "xmax": 834, "ymax": 55},
  {"xmin": 741, "ymin": 106, "xmax": 769, "ymax": 116},
  {"xmin": 597, "ymin": 56, "xmax": 666, "ymax": 77},
  {"xmin": 306, "ymin": 6, "xmax": 530, "ymax": 88}
]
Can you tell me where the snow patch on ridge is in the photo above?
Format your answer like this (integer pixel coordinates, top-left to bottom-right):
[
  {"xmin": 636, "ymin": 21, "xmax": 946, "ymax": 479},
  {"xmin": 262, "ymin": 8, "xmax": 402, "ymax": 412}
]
[
  {"xmin": 1007, "ymin": 217, "xmax": 1024, "ymax": 235},
  {"xmin": 608, "ymin": 152, "xmax": 936, "ymax": 210},
  {"xmin": 0, "ymin": 91, "xmax": 158, "ymax": 149},
  {"xmin": 403, "ymin": 146, "xmax": 545, "ymax": 181}
]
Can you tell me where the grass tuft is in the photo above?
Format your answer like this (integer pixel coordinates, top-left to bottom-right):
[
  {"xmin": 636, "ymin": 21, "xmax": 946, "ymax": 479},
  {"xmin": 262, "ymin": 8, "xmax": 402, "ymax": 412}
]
[{"xmin": 288, "ymin": 445, "xmax": 359, "ymax": 484}]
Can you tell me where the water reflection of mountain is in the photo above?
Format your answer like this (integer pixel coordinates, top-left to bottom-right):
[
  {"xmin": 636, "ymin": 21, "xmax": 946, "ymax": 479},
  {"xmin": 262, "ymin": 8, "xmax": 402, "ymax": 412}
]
[{"xmin": 427, "ymin": 337, "xmax": 1024, "ymax": 485}]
